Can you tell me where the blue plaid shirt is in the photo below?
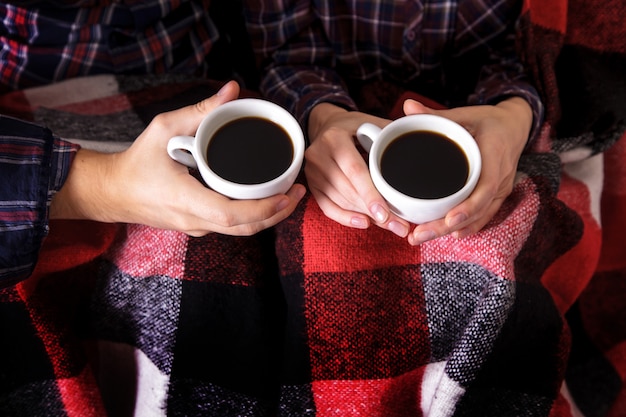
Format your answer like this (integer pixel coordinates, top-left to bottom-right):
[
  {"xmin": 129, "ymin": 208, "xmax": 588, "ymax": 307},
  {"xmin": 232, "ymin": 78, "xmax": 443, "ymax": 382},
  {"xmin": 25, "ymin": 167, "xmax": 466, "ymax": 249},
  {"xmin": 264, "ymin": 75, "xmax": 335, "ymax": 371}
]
[
  {"xmin": 0, "ymin": 117, "xmax": 78, "ymax": 287},
  {"xmin": 0, "ymin": 0, "xmax": 217, "ymax": 286},
  {"xmin": 0, "ymin": 0, "xmax": 217, "ymax": 90},
  {"xmin": 244, "ymin": 0, "xmax": 543, "ymax": 142}
]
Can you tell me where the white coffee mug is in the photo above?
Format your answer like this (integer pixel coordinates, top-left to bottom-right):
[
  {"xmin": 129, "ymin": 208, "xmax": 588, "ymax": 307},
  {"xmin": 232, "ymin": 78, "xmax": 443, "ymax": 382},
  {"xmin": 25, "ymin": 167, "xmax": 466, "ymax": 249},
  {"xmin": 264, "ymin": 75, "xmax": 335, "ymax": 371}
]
[
  {"xmin": 356, "ymin": 114, "xmax": 481, "ymax": 224},
  {"xmin": 167, "ymin": 98, "xmax": 305, "ymax": 200}
]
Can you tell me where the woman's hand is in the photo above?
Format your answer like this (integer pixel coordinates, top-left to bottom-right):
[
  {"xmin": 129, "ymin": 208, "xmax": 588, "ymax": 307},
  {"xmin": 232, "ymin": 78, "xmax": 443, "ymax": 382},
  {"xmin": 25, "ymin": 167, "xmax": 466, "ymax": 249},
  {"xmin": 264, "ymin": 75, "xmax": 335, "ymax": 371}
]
[
  {"xmin": 305, "ymin": 103, "xmax": 411, "ymax": 238},
  {"xmin": 402, "ymin": 97, "xmax": 532, "ymax": 245},
  {"xmin": 51, "ymin": 80, "xmax": 306, "ymax": 236}
]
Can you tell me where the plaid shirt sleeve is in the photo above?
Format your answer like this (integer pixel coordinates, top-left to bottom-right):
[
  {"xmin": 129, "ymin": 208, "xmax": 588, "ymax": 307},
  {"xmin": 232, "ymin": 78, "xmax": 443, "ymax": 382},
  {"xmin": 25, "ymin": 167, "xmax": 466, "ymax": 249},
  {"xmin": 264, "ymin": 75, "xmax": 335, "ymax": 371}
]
[
  {"xmin": 0, "ymin": 1, "xmax": 218, "ymax": 91},
  {"xmin": 0, "ymin": 116, "xmax": 79, "ymax": 288}
]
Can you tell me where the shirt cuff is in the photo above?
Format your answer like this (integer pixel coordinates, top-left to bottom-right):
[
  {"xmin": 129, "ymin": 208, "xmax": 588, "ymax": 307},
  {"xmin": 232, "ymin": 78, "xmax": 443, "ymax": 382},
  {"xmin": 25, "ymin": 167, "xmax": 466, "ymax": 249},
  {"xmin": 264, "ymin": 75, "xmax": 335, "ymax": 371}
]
[
  {"xmin": 0, "ymin": 116, "xmax": 79, "ymax": 287},
  {"xmin": 469, "ymin": 83, "xmax": 545, "ymax": 151}
]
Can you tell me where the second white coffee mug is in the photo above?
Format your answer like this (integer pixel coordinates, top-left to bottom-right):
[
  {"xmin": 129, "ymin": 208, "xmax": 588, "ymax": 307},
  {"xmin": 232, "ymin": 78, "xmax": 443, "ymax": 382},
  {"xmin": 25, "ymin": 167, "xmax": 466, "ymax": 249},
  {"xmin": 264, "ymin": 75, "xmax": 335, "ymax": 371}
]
[{"xmin": 356, "ymin": 114, "xmax": 481, "ymax": 224}]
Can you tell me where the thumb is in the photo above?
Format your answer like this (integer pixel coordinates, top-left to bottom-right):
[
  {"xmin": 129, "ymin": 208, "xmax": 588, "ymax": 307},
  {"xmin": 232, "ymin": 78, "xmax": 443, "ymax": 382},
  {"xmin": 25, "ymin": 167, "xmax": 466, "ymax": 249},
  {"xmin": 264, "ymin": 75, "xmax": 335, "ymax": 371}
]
[
  {"xmin": 161, "ymin": 80, "xmax": 241, "ymax": 136},
  {"xmin": 195, "ymin": 80, "xmax": 241, "ymax": 115},
  {"xmin": 403, "ymin": 98, "xmax": 437, "ymax": 116}
]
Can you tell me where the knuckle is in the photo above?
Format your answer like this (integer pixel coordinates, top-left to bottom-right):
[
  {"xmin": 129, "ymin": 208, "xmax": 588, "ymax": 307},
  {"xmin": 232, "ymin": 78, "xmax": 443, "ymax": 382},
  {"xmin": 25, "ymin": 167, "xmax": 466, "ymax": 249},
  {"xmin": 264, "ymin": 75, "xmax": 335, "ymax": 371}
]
[
  {"xmin": 304, "ymin": 147, "xmax": 317, "ymax": 162},
  {"xmin": 237, "ymin": 223, "xmax": 263, "ymax": 236},
  {"xmin": 146, "ymin": 114, "xmax": 175, "ymax": 138},
  {"xmin": 194, "ymin": 100, "xmax": 208, "ymax": 114},
  {"xmin": 213, "ymin": 210, "xmax": 237, "ymax": 228},
  {"xmin": 341, "ymin": 157, "xmax": 363, "ymax": 178},
  {"xmin": 187, "ymin": 230, "xmax": 210, "ymax": 238},
  {"xmin": 150, "ymin": 113, "xmax": 169, "ymax": 130},
  {"xmin": 174, "ymin": 216, "xmax": 198, "ymax": 235},
  {"xmin": 485, "ymin": 182, "xmax": 501, "ymax": 200}
]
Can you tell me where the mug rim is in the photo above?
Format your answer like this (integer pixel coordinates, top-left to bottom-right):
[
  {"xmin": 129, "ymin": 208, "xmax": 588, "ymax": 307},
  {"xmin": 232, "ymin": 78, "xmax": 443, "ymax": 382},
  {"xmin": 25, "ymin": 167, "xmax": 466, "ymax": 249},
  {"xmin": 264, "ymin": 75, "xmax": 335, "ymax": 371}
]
[
  {"xmin": 367, "ymin": 114, "xmax": 481, "ymax": 222},
  {"xmin": 192, "ymin": 98, "xmax": 305, "ymax": 199}
]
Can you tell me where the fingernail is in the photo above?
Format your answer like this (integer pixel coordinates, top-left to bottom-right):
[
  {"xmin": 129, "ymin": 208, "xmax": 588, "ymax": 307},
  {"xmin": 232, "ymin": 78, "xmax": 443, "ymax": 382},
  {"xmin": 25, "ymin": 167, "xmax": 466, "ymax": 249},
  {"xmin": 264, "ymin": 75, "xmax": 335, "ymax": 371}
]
[
  {"xmin": 388, "ymin": 221, "xmax": 408, "ymax": 237},
  {"xmin": 414, "ymin": 230, "xmax": 436, "ymax": 244},
  {"xmin": 276, "ymin": 198, "xmax": 290, "ymax": 211},
  {"xmin": 351, "ymin": 216, "xmax": 369, "ymax": 228},
  {"xmin": 295, "ymin": 185, "xmax": 307, "ymax": 199},
  {"xmin": 216, "ymin": 82, "xmax": 229, "ymax": 96},
  {"xmin": 370, "ymin": 203, "xmax": 388, "ymax": 223},
  {"xmin": 453, "ymin": 228, "xmax": 470, "ymax": 239},
  {"xmin": 447, "ymin": 213, "xmax": 467, "ymax": 228}
]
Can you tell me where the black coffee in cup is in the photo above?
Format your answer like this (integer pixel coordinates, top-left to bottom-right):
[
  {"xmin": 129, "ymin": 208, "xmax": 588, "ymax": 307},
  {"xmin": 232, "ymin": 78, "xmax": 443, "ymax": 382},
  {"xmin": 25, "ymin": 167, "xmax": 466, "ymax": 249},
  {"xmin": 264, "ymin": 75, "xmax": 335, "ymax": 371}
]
[
  {"xmin": 206, "ymin": 116, "xmax": 294, "ymax": 184},
  {"xmin": 380, "ymin": 130, "xmax": 469, "ymax": 199}
]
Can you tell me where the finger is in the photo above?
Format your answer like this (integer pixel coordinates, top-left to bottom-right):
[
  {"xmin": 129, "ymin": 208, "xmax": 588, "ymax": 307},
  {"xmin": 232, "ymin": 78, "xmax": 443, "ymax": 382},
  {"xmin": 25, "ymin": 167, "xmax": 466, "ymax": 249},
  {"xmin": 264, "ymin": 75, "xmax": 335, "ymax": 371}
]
[
  {"xmin": 305, "ymin": 150, "xmax": 364, "ymax": 211},
  {"xmin": 407, "ymin": 193, "xmax": 486, "ymax": 245},
  {"xmin": 194, "ymin": 80, "xmax": 241, "ymax": 115},
  {"xmin": 408, "ymin": 218, "xmax": 447, "ymax": 246},
  {"xmin": 199, "ymin": 183, "xmax": 306, "ymax": 236},
  {"xmin": 403, "ymin": 99, "xmax": 437, "ymax": 116},
  {"xmin": 305, "ymin": 136, "xmax": 377, "ymax": 213},
  {"xmin": 308, "ymin": 185, "xmax": 371, "ymax": 229},
  {"xmin": 403, "ymin": 100, "xmax": 478, "ymax": 137},
  {"xmin": 157, "ymin": 80, "xmax": 241, "ymax": 136},
  {"xmin": 407, "ymin": 174, "xmax": 504, "ymax": 245},
  {"xmin": 329, "ymin": 142, "xmax": 390, "ymax": 221},
  {"xmin": 409, "ymin": 214, "xmax": 475, "ymax": 246},
  {"xmin": 443, "ymin": 137, "xmax": 516, "ymax": 237},
  {"xmin": 304, "ymin": 155, "xmax": 372, "ymax": 228},
  {"xmin": 452, "ymin": 196, "xmax": 505, "ymax": 239},
  {"xmin": 225, "ymin": 183, "xmax": 307, "ymax": 235},
  {"xmin": 334, "ymin": 149, "xmax": 411, "ymax": 235}
]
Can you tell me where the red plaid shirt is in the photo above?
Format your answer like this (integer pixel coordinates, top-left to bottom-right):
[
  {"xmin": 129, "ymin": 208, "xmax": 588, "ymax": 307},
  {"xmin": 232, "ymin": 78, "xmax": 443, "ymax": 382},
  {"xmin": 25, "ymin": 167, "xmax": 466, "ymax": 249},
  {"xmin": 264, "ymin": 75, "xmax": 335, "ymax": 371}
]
[{"xmin": 0, "ymin": 0, "xmax": 217, "ymax": 90}]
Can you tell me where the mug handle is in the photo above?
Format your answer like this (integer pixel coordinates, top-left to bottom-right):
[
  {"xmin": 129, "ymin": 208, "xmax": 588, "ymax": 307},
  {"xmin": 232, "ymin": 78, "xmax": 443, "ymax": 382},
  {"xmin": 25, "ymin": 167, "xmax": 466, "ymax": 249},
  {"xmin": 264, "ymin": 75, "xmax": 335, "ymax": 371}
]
[
  {"xmin": 167, "ymin": 135, "xmax": 198, "ymax": 168},
  {"xmin": 355, "ymin": 123, "xmax": 381, "ymax": 153}
]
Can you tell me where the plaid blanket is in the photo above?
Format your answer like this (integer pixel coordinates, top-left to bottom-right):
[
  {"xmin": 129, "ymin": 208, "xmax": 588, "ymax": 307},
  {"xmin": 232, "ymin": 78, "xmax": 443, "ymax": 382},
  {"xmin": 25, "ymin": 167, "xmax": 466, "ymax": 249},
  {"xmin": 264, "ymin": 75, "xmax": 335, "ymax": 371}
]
[{"xmin": 1, "ymin": 0, "xmax": 625, "ymax": 416}]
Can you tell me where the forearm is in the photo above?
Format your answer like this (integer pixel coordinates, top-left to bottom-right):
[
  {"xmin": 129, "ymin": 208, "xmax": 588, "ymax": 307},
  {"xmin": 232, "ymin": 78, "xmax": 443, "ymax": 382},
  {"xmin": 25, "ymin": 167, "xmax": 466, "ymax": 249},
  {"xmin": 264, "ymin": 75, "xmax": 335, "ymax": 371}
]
[{"xmin": 49, "ymin": 149, "xmax": 117, "ymax": 222}]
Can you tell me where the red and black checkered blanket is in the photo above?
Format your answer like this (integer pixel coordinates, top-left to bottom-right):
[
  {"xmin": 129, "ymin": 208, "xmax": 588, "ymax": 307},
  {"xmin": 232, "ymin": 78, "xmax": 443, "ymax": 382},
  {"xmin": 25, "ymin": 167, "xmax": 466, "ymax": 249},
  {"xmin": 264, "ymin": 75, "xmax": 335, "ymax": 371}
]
[{"xmin": 1, "ymin": 0, "xmax": 625, "ymax": 416}]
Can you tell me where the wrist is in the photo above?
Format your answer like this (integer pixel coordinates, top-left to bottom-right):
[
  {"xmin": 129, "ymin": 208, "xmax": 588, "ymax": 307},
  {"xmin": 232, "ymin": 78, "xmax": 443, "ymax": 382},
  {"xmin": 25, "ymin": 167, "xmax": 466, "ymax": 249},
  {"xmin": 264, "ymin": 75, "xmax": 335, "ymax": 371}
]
[
  {"xmin": 496, "ymin": 97, "xmax": 533, "ymax": 138},
  {"xmin": 50, "ymin": 149, "xmax": 118, "ymax": 222},
  {"xmin": 308, "ymin": 103, "xmax": 349, "ymax": 141}
]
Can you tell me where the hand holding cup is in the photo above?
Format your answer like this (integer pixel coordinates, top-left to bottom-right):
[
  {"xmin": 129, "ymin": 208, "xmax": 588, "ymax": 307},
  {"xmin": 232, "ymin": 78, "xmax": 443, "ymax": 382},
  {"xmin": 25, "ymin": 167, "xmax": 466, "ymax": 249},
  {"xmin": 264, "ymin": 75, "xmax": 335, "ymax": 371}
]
[
  {"xmin": 356, "ymin": 114, "xmax": 481, "ymax": 224},
  {"xmin": 168, "ymin": 98, "xmax": 305, "ymax": 200}
]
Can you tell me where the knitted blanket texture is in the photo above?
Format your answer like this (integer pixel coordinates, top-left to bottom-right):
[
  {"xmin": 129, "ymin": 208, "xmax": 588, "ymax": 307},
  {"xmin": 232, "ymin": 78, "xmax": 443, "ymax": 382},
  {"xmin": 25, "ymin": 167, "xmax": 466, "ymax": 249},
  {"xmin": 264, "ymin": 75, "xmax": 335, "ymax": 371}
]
[{"xmin": 0, "ymin": 0, "xmax": 625, "ymax": 415}]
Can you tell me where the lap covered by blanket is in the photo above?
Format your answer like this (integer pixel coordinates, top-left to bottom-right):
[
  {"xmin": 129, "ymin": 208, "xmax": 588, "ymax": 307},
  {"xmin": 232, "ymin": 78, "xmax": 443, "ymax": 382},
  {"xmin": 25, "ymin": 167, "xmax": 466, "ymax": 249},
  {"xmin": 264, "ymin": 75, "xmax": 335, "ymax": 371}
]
[{"xmin": 1, "ymin": 0, "xmax": 626, "ymax": 416}]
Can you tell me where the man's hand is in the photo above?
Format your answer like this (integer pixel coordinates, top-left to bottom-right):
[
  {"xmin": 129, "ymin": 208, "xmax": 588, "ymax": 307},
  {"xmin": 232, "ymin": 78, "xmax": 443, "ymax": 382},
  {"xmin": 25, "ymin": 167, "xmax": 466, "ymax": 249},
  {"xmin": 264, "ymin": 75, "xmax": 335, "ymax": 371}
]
[{"xmin": 51, "ymin": 81, "xmax": 306, "ymax": 236}]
